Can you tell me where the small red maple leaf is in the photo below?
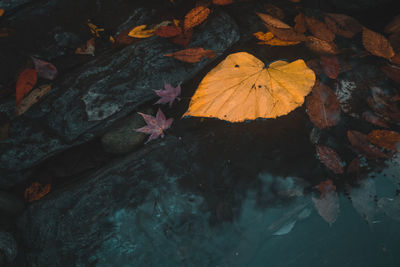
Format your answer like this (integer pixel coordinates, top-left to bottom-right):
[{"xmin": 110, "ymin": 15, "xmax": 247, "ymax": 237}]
[
  {"xmin": 154, "ymin": 81, "xmax": 181, "ymax": 107},
  {"xmin": 136, "ymin": 108, "xmax": 173, "ymax": 143}
]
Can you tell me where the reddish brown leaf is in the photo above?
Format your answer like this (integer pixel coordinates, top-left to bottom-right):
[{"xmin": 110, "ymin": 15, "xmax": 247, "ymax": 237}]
[
  {"xmin": 294, "ymin": 13, "xmax": 307, "ymax": 34},
  {"xmin": 184, "ymin": 6, "xmax": 211, "ymax": 31},
  {"xmin": 114, "ymin": 28, "xmax": 137, "ymax": 47},
  {"xmin": 316, "ymin": 179, "xmax": 336, "ymax": 197},
  {"xmin": 391, "ymin": 54, "xmax": 400, "ymax": 65},
  {"xmin": 381, "ymin": 65, "xmax": 400, "ymax": 84},
  {"xmin": 320, "ymin": 56, "xmax": 340, "ymax": 79},
  {"xmin": 368, "ymin": 130, "xmax": 400, "ymax": 151},
  {"xmin": 306, "ymin": 81, "xmax": 341, "ymax": 129},
  {"xmin": 16, "ymin": 69, "xmax": 37, "ymax": 105},
  {"xmin": 324, "ymin": 13, "xmax": 361, "ymax": 38},
  {"xmin": 165, "ymin": 47, "xmax": 216, "ymax": 63},
  {"xmin": 256, "ymin": 12, "xmax": 305, "ymax": 42},
  {"xmin": 155, "ymin": 25, "xmax": 182, "ymax": 38},
  {"xmin": 347, "ymin": 130, "xmax": 389, "ymax": 159},
  {"xmin": 362, "ymin": 27, "xmax": 395, "ymax": 59},
  {"xmin": 24, "ymin": 182, "xmax": 51, "ymax": 202},
  {"xmin": 316, "ymin": 145, "xmax": 344, "ymax": 174},
  {"xmin": 306, "ymin": 59, "xmax": 322, "ymax": 75},
  {"xmin": 213, "ymin": 0, "xmax": 234, "ymax": 5},
  {"xmin": 362, "ymin": 111, "xmax": 389, "ymax": 128},
  {"xmin": 389, "ymin": 33, "xmax": 400, "ymax": 54},
  {"xmin": 170, "ymin": 29, "xmax": 193, "ymax": 47},
  {"xmin": 264, "ymin": 3, "xmax": 285, "ymax": 20},
  {"xmin": 384, "ymin": 15, "xmax": 400, "ymax": 35},
  {"xmin": 305, "ymin": 36, "xmax": 339, "ymax": 55},
  {"xmin": 305, "ymin": 16, "xmax": 335, "ymax": 42}
]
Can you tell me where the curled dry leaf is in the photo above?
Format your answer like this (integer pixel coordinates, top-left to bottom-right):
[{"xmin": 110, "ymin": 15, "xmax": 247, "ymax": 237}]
[
  {"xmin": 16, "ymin": 84, "xmax": 51, "ymax": 116},
  {"xmin": 213, "ymin": 0, "xmax": 234, "ymax": 5},
  {"xmin": 316, "ymin": 145, "xmax": 344, "ymax": 174},
  {"xmin": 305, "ymin": 36, "xmax": 339, "ymax": 55},
  {"xmin": 24, "ymin": 182, "xmax": 51, "ymax": 202},
  {"xmin": 362, "ymin": 27, "xmax": 395, "ymax": 59},
  {"xmin": 75, "ymin": 38, "xmax": 95, "ymax": 56},
  {"xmin": 31, "ymin": 57, "xmax": 58, "ymax": 80},
  {"xmin": 155, "ymin": 25, "xmax": 182, "ymax": 38},
  {"xmin": 381, "ymin": 65, "xmax": 400, "ymax": 84},
  {"xmin": 347, "ymin": 130, "xmax": 389, "ymax": 159},
  {"xmin": 254, "ymin": 31, "xmax": 300, "ymax": 46},
  {"xmin": 16, "ymin": 69, "xmax": 37, "ymax": 105},
  {"xmin": 305, "ymin": 16, "xmax": 335, "ymax": 42},
  {"xmin": 256, "ymin": 12, "xmax": 305, "ymax": 42},
  {"xmin": 165, "ymin": 47, "xmax": 216, "ymax": 63},
  {"xmin": 367, "ymin": 130, "xmax": 400, "ymax": 151},
  {"xmin": 294, "ymin": 13, "xmax": 307, "ymax": 34},
  {"xmin": 184, "ymin": 6, "xmax": 211, "ymax": 31},
  {"xmin": 264, "ymin": 3, "xmax": 285, "ymax": 20},
  {"xmin": 320, "ymin": 56, "xmax": 340, "ymax": 79},
  {"xmin": 324, "ymin": 13, "xmax": 361, "ymax": 38},
  {"xmin": 306, "ymin": 81, "xmax": 341, "ymax": 129},
  {"xmin": 128, "ymin": 25, "xmax": 155, "ymax": 38}
]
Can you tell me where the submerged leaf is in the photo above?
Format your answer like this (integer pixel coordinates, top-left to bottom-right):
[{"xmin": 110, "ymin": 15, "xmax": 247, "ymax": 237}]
[
  {"xmin": 349, "ymin": 178, "xmax": 377, "ymax": 225},
  {"xmin": 24, "ymin": 182, "xmax": 51, "ymax": 202},
  {"xmin": 31, "ymin": 57, "xmax": 58, "ymax": 80},
  {"xmin": 306, "ymin": 81, "xmax": 341, "ymax": 129},
  {"xmin": 316, "ymin": 145, "xmax": 344, "ymax": 174},
  {"xmin": 320, "ymin": 56, "xmax": 340, "ymax": 79},
  {"xmin": 183, "ymin": 52, "xmax": 316, "ymax": 122},
  {"xmin": 367, "ymin": 130, "xmax": 400, "ymax": 151},
  {"xmin": 312, "ymin": 183, "xmax": 339, "ymax": 226},
  {"xmin": 347, "ymin": 130, "xmax": 389, "ymax": 159}
]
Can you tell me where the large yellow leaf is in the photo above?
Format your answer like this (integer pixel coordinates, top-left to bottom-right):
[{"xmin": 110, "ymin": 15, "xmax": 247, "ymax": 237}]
[{"xmin": 183, "ymin": 52, "xmax": 316, "ymax": 122}]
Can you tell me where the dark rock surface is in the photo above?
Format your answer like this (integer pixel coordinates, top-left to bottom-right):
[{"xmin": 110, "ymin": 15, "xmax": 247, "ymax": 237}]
[
  {"xmin": 0, "ymin": 5, "xmax": 240, "ymax": 188},
  {"xmin": 0, "ymin": 231, "xmax": 17, "ymax": 264}
]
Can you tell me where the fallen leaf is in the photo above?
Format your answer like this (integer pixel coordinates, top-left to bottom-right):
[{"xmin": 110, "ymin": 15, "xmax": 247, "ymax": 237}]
[
  {"xmin": 136, "ymin": 108, "xmax": 173, "ymax": 144},
  {"xmin": 316, "ymin": 179, "xmax": 336, "ymax": 197},
  {"xmin": 381, "ymin": 65, "xmax": 400, "ymax": 84},
  {"xmin": 256, "ymin": 12, "xmax": 305, "ymax": 42},
  {"xmin": 316, "ymin": 145, "xmax": 344, "ymax": 174},
  {"xmin": 306, "ymin": 81, "xmax": 341, "ymax": 129},
  {"xmin": 305, "ymin": 36, "xmax": 339, "ymax": 55},
  {"xmin": 183, "ymin": 52, "xmax": 316, "ymax": 122},
  {"xmin": 213, "ymin": 0, "xmax": 234, "ymax": 5},
  {"xmin": 347, "ymin": 157, "xmax": 360, "ymax": 174},
  {"xmin": 384, "ymin": 15, "xmax": 400, "ymax": 35},
  {"xmin": 170, "ymin": 29, "xmax": 193, "ymax": 47},
  {"xmin": 320, "ymin": 56, "xmax": 340, "ymax": 79},
  {"xmin": 324, "ymin": 13, "xmax": 361, "ymax": 38},
  {"xmin": 165, "ymin": 47, "xmax": 216, "ymax": 63},
  {"xmin": 294, "ymin": 13, "xmax": 307, "ymax": 34},
  {"xmin": 87, "ymin": 19, "xmax": 104, "ymax": 38},
  {"xmin": 31, "ymin": 57, "xmax": 58, "ymax": 80},
  {"xmin": 16, "ymin": 84, "xmax": 51, "ymax": 116},
  {"xmin": 306, "ymin": 59, "xmax": 322, "ymax": 75},
  {"xmin": 391, "ymin": 54, "xmax": 400, "ymax": 65},
  {"xmin": 254, "ymin": 31, "xmax": 301, "ymax": 46},
  {"xmin": 155, "ymin": 25, "xmax": 182, "ymax": 38},
  {"xmin": 154, "ymin": 82, "xmax": 181, "ymax": 107},
  {"xmin": 0, "ymin": 9, "xmax": 4, "ymax": 17},
  {"xmin": 347, "ymin": 130, "xmax": 389, "ymax": 159},
  {"xmin": 0, "ymin": 27, "xmax": 14, "ymax": 38},
  {"xmin": 312, "ymin": 182, "xmax": 339, "ymax": 226},
  {"xmin": 362, "ymin": 27, "xmax": 395, "ymax": 59},
  {"xmin": 368, "ymin": 130, "xmax": 400, "ymax": 151},
  {"xmin": 75, "ymin": 38, "xmax": 95, "ymax": 55},
  {"xmin": 24, "ymin": 182, "xmax": 51, "ymax": 202},
  {"xmin": 305, "ymin": 16, "xmax": 335, "ymax": 42},
  {"xmin": 16, "ymin": 69, "xmax": 37, "ymax": 105},
  {"xmin": 264, "ymin": 3, "xmax": 285, "ymax": 19},
  {"xmin": 362, "ymin": 111, "xmax": 389, "ymax": 128},
  {"xmin": 184, "ymin": 6, "xmax": 211, "ymax": 31},
  {"xmin": 349, "ymin": 178, "xmax": 377, "ymax": 226},
  {"xmin": 0, "ymin": 123, "xmax": 8, "ymax": 141},
  {"xmin": 128, "ymin": 25, "xmax": 155, "ymax": 38}
]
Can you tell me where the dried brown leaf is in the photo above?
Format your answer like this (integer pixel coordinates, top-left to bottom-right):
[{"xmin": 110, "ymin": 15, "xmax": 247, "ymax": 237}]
[
  {"xmin": 264, "ymin": 3, "xmax": 285, "ymax": 20},
  {"xmin": 347, "ymin": 130, "xmax": 390, "ymax": 159},
  {"xmin": 324, "ymin": 13, "xmax": 361, "ymax": 38},
  {"xmin": 316, "ymin": 145, "xmax": 344, "ymax": 174},
  {"xmin": 165, "ymin": 47, "xmax": 216, "ymax": 63},
  {"xmin": 184, "ymin": 6, "xmax": 211, "ymax": 31},
  {"xmin": 362, "ymin": 27, "xmax": 395, "ymax": 59},
  {"xmin": 294, "ymin": 13, "xmax": 307, "ymax": 34},
  {"xmin": 256, "ymin": 12, "xmax": 305, "ymax": 42},
  {"xmin": 213, "ymin": 0, "xmax": 234, "ymax": 5},
  {"xmin": 368, "ymin": 130, "xmax": 400, "ymax": 151},
  {"xmin": 320, "ymin": 56, "xmax": 340, "ymax": 79},
  {"xmin": 305, "ymin": 16, "xmax": 335, "ymax": 42},
  {"xmin": 155, "ymin": 25, "xmax": 182, "ymax": 38},
  {"xmin": 381, "ymin": 65, "xmax": 400, "ymax": 83},
  {"xmin": 305, "ymin": 36, "xmax": 339, "ymax": 55}
]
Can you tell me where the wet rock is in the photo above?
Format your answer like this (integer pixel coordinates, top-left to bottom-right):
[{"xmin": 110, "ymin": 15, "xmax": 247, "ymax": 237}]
[
  {"xmin": 0, "ymin": 8, "xmax": 240, "ymax": 188},
  {"xmin": 101, "ymin": 106, "xmax": 154, "ymax": 154},
  {"xmin": 0, "ymin": 191, "xmax": 25, "ymax": 215},
  {"xmin": 0, "ymin": 231, "xmax": 17, "ymax": 264}
]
